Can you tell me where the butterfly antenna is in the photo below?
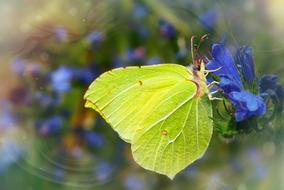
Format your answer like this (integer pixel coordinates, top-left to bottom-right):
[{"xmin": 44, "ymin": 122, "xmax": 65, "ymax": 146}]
[
  {"xmin": 191, "ymin": 36, "xmax": 196, "ymax": 63},
  {"xmin": 195, "ymin": 34, "xmax": 208, "ymax": 54},
  {"xmin": 196, "ymin": 34, "xmax": 210, "ymax": 60}
]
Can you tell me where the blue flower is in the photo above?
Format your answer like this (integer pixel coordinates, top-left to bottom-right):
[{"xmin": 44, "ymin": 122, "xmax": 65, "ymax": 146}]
[
  {"xmin": 33, "ymin": 92, "xmax": 60, "ymax": 107},
  {"xmin": 228, "ymin": 91, "xmax": 266, "ymax": 122},
  {"xmin": 206, "ymin": 44, "xmax": 266, "ymax": 121},
  {"xmin": 127, "ymin": 47, "xmax": 145, "ymax": 62},
  {"xmin": 219, "ymin": 77, "xmax": 242, "ymax": 94},
  {"xmin": 0, "ymin": 139, "xmax": 24, "ymax": 174},
  {"xmin": 259, "ymin": 75, "xmax": 283, "ymax": 99},
  {"xmin": 11, "ymin": 58, "xmax": 26, "ymax": 76},
  {"xmin": 112, "ymin": 56, "xmax": 125, "ymax": 68},
  {"xmin": 259, "ymin": 75, "xmax": 283, "ymax": 111},
  {"xmin": 55, "ymin": 26, "xmax": 68, "ymax": 42},
  {"xmin": 124, "ymin": 175, "xmax": 146, "ymax": 190},
  {"xmin": 84, "ymin": 131, "xmax": 105, "ymax": 148},
  {"xmin": 95, "ymin": 161, "xmax": 113, "ymax": 182},
  {"xmin": 133, "ymin": 3, "xmax": 148, "ymax": 19},
  {"xmin": 206, "ymin": 44, "xmax": 243, "ymax": 89},
  {"xmin": 198, "ymin": 9, "xmax": 218, "ymax": 30},
  {"xmin": 87, "ymin": 31, "xmax": 104, "ymax": 44},
  {"xmin": 0, "ymin": 101, "xmax": 17, "ymax": 129},
  {"xmin": 138, "ymin": 26, "xmax": 150, "ymax": 39},
  {"xmin": 37, "ymin": 116, "xmax": 63, "ymax": 136},
  {"xmin": 146, "ymin": 56, "xmax": 161, "ymax": 65},
  {"xmin": 235, "ymin": 46, "xmax": 255, "ymax": 83},
  {"xmin": 53, "ymin": 168, "xmax": 65, "ymax": 181},
  {"xmin": 51, "ymin": 66, "xmax": 73, "ymax": 93},
  {"xmin": 159, "ymin": 20, "xmax": 176, "ymax": 39},
  {"xmin": 72, "ymin": 68, "xmax": 96, "ymax": 85}
]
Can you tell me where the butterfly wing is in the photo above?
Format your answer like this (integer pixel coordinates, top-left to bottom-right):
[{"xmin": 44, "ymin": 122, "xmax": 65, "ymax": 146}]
[
  {"xmin": 84, "ymin": 64, "xmax": 195, "ymax": 142},
  {"xmin": 132, "ymin": 96, "xmax": 212, "ymax": 179},
  {"xmin": 84, "ymin": 64, "xmax": 213, "ymax": 178}
]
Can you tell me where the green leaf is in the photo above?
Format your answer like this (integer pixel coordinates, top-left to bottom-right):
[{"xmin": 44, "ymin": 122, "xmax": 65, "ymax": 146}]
[{"xmin": 84, "ymin": 64, "xmax": 213, "ymax": 179}]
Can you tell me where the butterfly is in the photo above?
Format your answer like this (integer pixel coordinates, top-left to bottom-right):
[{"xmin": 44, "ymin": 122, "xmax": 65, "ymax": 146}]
[{"xmin": 84, "ymin": 36, "xmax": 215, "ymax": 179}]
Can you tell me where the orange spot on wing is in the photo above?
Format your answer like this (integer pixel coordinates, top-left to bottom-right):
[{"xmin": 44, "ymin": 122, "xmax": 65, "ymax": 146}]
[{"xmin": 161, "ymin": 129, "xmax": 168, "ymax": 136}]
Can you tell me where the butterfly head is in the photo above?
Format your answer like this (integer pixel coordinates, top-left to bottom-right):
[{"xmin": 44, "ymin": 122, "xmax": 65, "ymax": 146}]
[
  {"xmin": 189, "ymin": 35, "xmax": 211, "ymax": 97},
  {"xmin": 193, "ymin": 62, "xmax": 209, "ymax": 96}
]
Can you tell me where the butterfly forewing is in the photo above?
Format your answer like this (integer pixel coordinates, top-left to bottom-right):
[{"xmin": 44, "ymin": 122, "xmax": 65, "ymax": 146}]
[{"xmin": 84, "ymin": 64, "xmax": 195, "ymax": 142}]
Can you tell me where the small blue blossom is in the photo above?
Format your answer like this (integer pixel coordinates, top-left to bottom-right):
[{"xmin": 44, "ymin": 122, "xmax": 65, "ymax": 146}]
[
  {"xmin": 0, "ymin": 139, "xmax": 24, "ymax": 174},
  {"xmin": 53, "ymin": 168, "xmax": 65, "ymax": 181},
  {"xmin": 37, "ymin": 116, "xmax": 63, "ymax": 136},
  {"xmin": 228, "ymin": 91, "xmax": 266, "ymax": 122},
  {"xmin": 198, "ymin": 9, "xmax": 218, "ymax": 30},
  {"xmin": 259, "ymin": 75, "xmax": 284, "ymax": 99},
  {"xmin": 124, "ymin": 175, "xmax": 145, "ymax": 190},
  {"xmin": 11, "ymin": 58, "xmax": 42, "ymax": 77},
  {"xmin": 146, "ymin": 56, "xmax": 161, "ymax": 65},
  {"xmin": 133, "ymin": 3, "xmax": 148, "ymax": 19},
  {"xmin": 219, "ymin": 77, "xmax": 242, "ymax": 94},
  {"xmin": 87, "ymin": 31, "xmax": 104, "ymax": 44},
  {"xmin": 72, "ymin": 68, "xmax": 96, "ymax": 85},
  {"xmin": 11, "ymin": 58, "xmax": 26, "ymax": 76},
  {"xmin": 159, "ymin": 20, "xmax": 176, "ymax": 39},
  {"xmin": 33, "ymin": 92, "xmax": 60, "ymax": 107},
  {"xmin": 95, "ymin": 161, "xmax": 113, "ymax": 182},
  {"xmin": 127, "ymin": 47, "xmax": 145, "ymax": 62},
  {"xmin": 259, "ymin": 75, "xmax": 283, "ymax": 111},
  {"xmin": 138, "ymin": 26, "xmax": 150, "ymax": 40},
  {"xmin": 51, "ymin": 66, "xmax": 73, "ymax": 93},
  {"xmin": 112, "ymin": 56, "xmax": 125, "ymax": 68},
  {"xmin": 235, "ymin": 46, "xmax": 255, "ymax": 83},
  {"xmin": 55, "ymin": 26, "xmax": 68, "ymax": 42},
  {"xmin": 84, "ymin": 131, "xmax": 105, "ymax": 148},
  {"xmin": 0, "ymin": 101, "xmax": 16, "ymax": 129},
  {"xmin": 207, "ymin": 44, "xmax": 266, "ymax": 121}
]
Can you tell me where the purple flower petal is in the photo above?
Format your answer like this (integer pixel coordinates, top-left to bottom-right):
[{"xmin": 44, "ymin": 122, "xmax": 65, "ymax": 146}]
[
  {"xmin": 206, "ymin": 44, "xmax": 243, "ymax": 89},
  {"xmin": 228, "ymin": 91, "xmax": 266, "ymax": 122},
  {"xmin": 236, "ymin": 46, "xmax": 255, "ymax": 83},
  {"xmin": 219, "ymin": 77, "xmax": 242, "ymax": 94}
]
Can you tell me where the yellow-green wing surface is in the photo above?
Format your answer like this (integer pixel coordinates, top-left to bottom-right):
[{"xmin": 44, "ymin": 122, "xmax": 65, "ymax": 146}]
[
  {"xmin": 84, "ymin": 64, "xmax": 213, "ymax": 178},
  {"xmin": 84, "ymin": 64, "xmax": 194, "ymax": 142},
  {"xmin": 132, "ymin": 96, "xmax": 212, "ymax": 179}
]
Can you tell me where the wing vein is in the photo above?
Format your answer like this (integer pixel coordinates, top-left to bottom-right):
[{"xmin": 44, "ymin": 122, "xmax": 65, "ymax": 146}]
[
  {"xmin": 196, "ymin": 99, "xmax": 199, "ymax": 153},
  {"xmin": 141, "ymin": 91, "xmax": 196, "ymax": 136}
]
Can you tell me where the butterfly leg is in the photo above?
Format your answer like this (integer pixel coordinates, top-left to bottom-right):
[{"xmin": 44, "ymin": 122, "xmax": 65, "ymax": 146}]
[
  {"xmin": 207, "ymin": 81, "xmax": 219, "ymax": 89},
  {"xmin": 208, "ymin": 89, "xmax": 223, "ymax": 101},
  {"xmin": 204, "ymin": 67, "xmax": 222, "ymax": 77},
  {"xmin": 208, "ymin": 96, "xmax": 223, "ymax": 101}
]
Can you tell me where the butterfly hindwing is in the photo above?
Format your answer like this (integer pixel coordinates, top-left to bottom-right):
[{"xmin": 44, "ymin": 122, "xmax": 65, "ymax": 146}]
[{"xmin": 132, "ymin": 96, "xmax": 212, "ymax": 179}]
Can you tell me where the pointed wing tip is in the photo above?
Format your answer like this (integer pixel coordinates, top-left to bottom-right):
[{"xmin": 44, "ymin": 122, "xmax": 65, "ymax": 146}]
[
  {"xmin": 167, "ymin": 173, "xmax": 176, "ymax": 180},
  {"xmin": 84, "ymin": 100, "xmax": 93, "ymax": 109}
]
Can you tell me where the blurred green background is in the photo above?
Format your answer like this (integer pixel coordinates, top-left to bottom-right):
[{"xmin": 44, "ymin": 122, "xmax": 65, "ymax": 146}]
[{"xmin": 0, "ymin": 0, "xmax": 284, "ymax": 189}]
